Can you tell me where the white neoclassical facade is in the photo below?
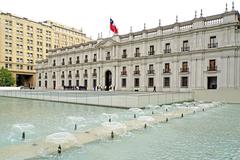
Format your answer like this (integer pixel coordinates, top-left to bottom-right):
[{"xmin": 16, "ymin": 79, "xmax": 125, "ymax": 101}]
[{"xmin": 36, "ymin": 9, "xmax": 240, "ymax": 92}]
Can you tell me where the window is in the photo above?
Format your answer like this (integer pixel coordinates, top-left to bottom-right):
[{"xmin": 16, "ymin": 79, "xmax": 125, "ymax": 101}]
[
  {"xmin": 163, "ymin": 63, "xmax": 170, "ymax": 73},
  {"xmin": 69, "ymin": 57, "xmax": 72, "ymax": 64},
  {"xmin": 181, "ymin": 62, "xmax": 189, "ymax": 72},
  {"xmin": 106, "ymin": 52, "xmax": 110, "ymax": 60},
  {"xmin": 76, "ymin": 70, "xmax": 80, "ymax": 78},
  {"xmin": 163, "ymin": 77, "xmax": 170, "ymax": 88},
  {"xmin": 122, "ymin": 49, "xmax": 127, "ymax": 58},
  {"xmin": 93, "ymin": 54, "xmax": 97, "ymax": 62},
  {"xmin": 208, "ymin": 59, "xmax": 217, "ymax": 71},
  {"xmin": 182, "ymin": 40, "xmax": 190, "ymax": 51},
  {"xmin": 62, "ymin": 80, "xmax": 65, "ymax": 87},
  {"xmin": 84, "ymin": 55, "xmax": 88, "ymax": 63},
  {"xmin": 149, "ymin": 45, "xmax": 155, "ymax": 55},
  {"xmin": 68, "ymin": 80, "xmax": 72, "ymax": 86},
  {"xmin": 164, "ymin": 43, "xmax": 171, "ymax": 53},
  {"xmin": 122, "ymin": 78, "xmax": 127, "ymax": 87},
  {"xmin": 135, "ymin": 47, "xmax": 140, "ymax": 57},
  {"xmin": 181, "ymin": 77, "xmax": 188, "ymax": 88},
  {"xmin": 208, "ymin": 77, "xmax": 217, "ymax": 89},
  {"xmin": 38, "ymin": 81, "xmax": 41, "ymax": 87},
  {"xmin": 62, "ymin": 58, "xmax": 65, "ymax": 65},
  {"xmin": 61, "ymin": 71, "xmax": 65, "ymax": 78},
  {"xmin": 134, "ymin": 65, "xmax": 140, "ymax": 75},
  {"xmin": 148, "ymin": 78, "xmax": 154, "ymax": 87},
  {"xmin": 134, "ymin": 78, "xmax": 140, "ymax": 87},
  {"xmin": 148, "ymin": 64, "xmax": 154, "ymax": 74},
  {"xmin": 209, "ymin": 36, "xmax": 218, "ymax": 48},
  {"xmin": 76, "ymin": 56, "xmax": 80, "ymax": 64},
  {"xmin": 121, "ymin": 66, "xmax": 127, "ymax": 75},
  {"xmin": 53, "ymin": 60, "xmax": 56, "ymax": 66},
  {"xmin": 68, "ymin": 71, "xmax": 72, "ymax": 78}
]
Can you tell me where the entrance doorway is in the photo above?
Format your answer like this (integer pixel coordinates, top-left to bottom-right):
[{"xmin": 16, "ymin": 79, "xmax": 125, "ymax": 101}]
[
  {"xmin": 16, "ymin": 74, "xmax": 33, "ymax": 88},
  {"xmin": 105, "ymin": 70, "xmax": 112, "ymax": 91},
  {"xmin": 53, "ymin": 81, "xmax": 56, "ymax": 89},
  {"xmin": 207, "ymin": 76, "xmax": 217, "ymax": 89}
]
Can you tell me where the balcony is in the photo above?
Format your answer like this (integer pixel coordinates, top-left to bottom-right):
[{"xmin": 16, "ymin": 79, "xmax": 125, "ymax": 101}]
[
  {"xmin": 75, "ymin": 74, "xmax": 80, "ymax": 78},
  {"xmin": 83, "ymin": 73, "xmax": 88, "ymax": 78},
  {"xmin": 44, "ymin": 76, "xmax": 47, "ymax": 79},
  {"xmin": 106, "ymin": 56, "xmax": 110, "ymax": 60},
  {"xmin": 133, "ymin": 70, "xmax": 140, "ymax": 75},
  {"xmin": 92, "ymin": 72, "xmax": 97, "ymax": 77},
  {"xmin": 68, "ymin": 74, "xmax": 72, "ymax": 78},
  {"xmin": 180, "ymin": 67, "xmax": 189, "ymax": 73},
  {"xmin": 84, "ymin": 59, "xmax": 88, "ymax": 63},
  {"xmin": 147, "ymin": 70, "xmax": 155, "ymax": 75},
  {"xmin": 208, "ymin": 43, "xmax": 218, "ymax": 48},
  {"xmin": 148, "ymin": 51, "xmax": 155, "ymax": 55},
  {"xmin": 93, "ymin": 58, "xmax": 97, "ymax": 62},
  {"xmin": 134, "ymin": 52, "xmax": 140, "ymax": 57},
  {"xmin": 61, "ymin": 75, "xmax": 65, "ymax": 78},
  {"xmin": 181, "ymin": 46, "xmax": 190, "ymax": 52},
  {"xmin": 61, "ymin": 62, "xmax": 65, "ymax": 65},
  {"xmin": 52, "ymin": 63, "xmax": 56, "ymax": 67},
  {"xmin": 76, "ymin": 60, "xmax": 80, "ymax": 64},
  {"xmin": 38, "ymin": 76, "xmax": 41, "ymax": 79},
  {"xmin": 163, "ymin": 68, "xmax": 171, "ymax": 73},
  {"xmin": 164, "ymin": 49, "xmax": 171, "ymax": 54},
  {"xmin": 207, "ymin": 66, "xmax": 217, "ymax": 71},
  {"xmin": 121, "ymin": 71, "xmax": 127, "ymax": 76},
  {"xmin": 122, "ymin": 54, "xmax": 127, "ymax": 58},
  {"xmin": 68, "ymin": 61, "xmax": 72, "ymax": 65},
  {"xmin": 52, "ymin": 75, "xmax": 56, "ymax": 79}
]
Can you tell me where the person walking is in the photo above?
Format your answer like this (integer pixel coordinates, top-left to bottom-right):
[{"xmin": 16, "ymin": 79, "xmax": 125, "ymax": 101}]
[{"xmin": 153, "ymin": 86, "xmax": 156, "ymax": 92}]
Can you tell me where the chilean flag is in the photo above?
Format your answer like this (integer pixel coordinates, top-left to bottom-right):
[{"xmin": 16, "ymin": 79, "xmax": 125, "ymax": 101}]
[{"xmin": 110, "ymin": 18, "xmax": 118, "ymax": 34}]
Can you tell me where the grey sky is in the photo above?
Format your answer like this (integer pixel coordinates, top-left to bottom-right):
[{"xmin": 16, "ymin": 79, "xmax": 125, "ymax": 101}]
[{"xmin": 0, "ymin": 0, "xmax": 239, "ymax": 39}]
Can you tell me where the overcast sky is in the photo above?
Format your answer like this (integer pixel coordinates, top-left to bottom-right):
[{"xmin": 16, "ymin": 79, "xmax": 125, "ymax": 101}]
[{"xmin": 0, "ymin": 0, "xmax": 239, "ymax": 39}]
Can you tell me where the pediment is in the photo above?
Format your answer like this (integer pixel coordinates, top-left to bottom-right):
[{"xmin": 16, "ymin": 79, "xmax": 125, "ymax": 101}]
[{"xmin": 96, "ymin": 38, "xmax": 119, "ymax": 48}]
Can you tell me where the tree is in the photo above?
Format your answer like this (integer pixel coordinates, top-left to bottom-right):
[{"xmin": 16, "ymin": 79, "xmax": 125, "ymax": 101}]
[{"xmin": 0, "ymin": 67, "xmax": 15, "ymax": 86}]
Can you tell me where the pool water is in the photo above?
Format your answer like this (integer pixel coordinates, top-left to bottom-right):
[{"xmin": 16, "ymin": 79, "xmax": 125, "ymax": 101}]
[
  {"xmin": 0, "ymin": 97, "xmax": 239, "ymax": 160},
  {"xmin": 31, "ymin": 104, "xmax": 240, "ymax": 160}
]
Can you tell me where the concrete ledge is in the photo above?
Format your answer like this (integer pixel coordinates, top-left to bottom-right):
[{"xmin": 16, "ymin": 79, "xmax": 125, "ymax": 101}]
[{"xmin": 193, "ymin": 88, "xmax": 240, "ymax": 103}]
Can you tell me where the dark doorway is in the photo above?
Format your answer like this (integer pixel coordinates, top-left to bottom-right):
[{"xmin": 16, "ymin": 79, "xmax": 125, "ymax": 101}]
[
  {"xmin": 93, "ymin": 79, "xmax": 97, "ymax": 90},
  {"xmin": 53, "ymin": 81, "xmax": 56, "ymax": 89},
  {"xmin": 16, "ymin": 74, "xmax": 33, "ymax": 88},
  {"xmin": 208, "ymin": 77, "xmax": 217, "ymax": 89},
  {"xmin": 84, "ymin": 80, "xmax": 88, "ymax": 90},
  {"xmin": 105, "ymin": 70, "xmax": 112, "ymax": 91}
]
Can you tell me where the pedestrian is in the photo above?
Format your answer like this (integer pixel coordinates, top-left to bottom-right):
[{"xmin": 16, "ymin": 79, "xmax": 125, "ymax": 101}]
[{"xmin": 153, "ymin": 86, "xmax": 156, "ymax": 92}]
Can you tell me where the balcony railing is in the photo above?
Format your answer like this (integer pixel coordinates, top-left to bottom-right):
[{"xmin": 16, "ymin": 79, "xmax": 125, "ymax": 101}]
[
  {"xmin": 38, "ymin": 76, "xmax": 41, "ymax": 79},
  {"xmin": 133, "ymin": 70, "xmax": 140, "ymax": 75},
  {"xmin": 83, "ymin": 73, "xmax": 88, "ymax": 78},
  {"xmin": 84, "ymin": 59, "xmax": 88, "ymax": 63},
  {"xmin": 68, "ymin": 61, "xmax": 72, "ymax": 65},
  {"xmin": 76, "ymin": 60, "xmax": 80, "ymax": 64},
  {"xmin": 122, "ymin": 54, "xmax": 127, "ymax": 58},
  {"xmin": 61, "ymin": 75, "xmax": 65, "ymax": 78},
  {"xmin": 106, "ymin": 56, "xmax": 110, "ymax": 60},
  {"xmin": 134, "ymin": 52, "xmax": 140, "ymax": 57},
  {"xmin": 208, "ymin": 43, "xmax": 218, "ymax": 48},
  {"xmin": 163, "ymin": 68, "xmax": 171, "ymax": 73},
  {"xmin": 75, "ymin": 74, "xmax": 80, "ymax": 78},
  {"xmin": 92, "ymin": 72, "xmax": 97, "ymax": 77},
  {"xmin": 148, "ymin": 51, "xmax": 155, "ymax": 55},
  {"xmin": 61, "ymin": 62, "xmax": 65, "ymax": 65},
  {"xmin": 44, "ymin": 76, "xmax": 47, "ymax": 79},
  {"xmin": 93, "ymin": 58, "xmax": 97, "ymax": 62},
  {"xmin": 52, "ymin": 75, "xmax": 56, "ymax": 79},
  {"xmin": 181, "ymin": 46, "xmax": 190, "ymax": 52},
  {"xmin": 180, "ymin": 67, "xmax": 189, "ymax": 73},
  {"xmin": 147, "ymin": 70, "xmax": 155, "ymax": 75},
  {"xmin": 121, "ymin": 71, "xmax": 127, "ymax": 76},
  {"xmin": 68, "ymin": 74, "xmax": 72, "ymax": 78},
  {"xmin": 207, "ymin": 66, "xmax": 217, "ymax": 71},
  {"xmin": 52, "ymin": 63, "xmax": 56, "ymax": 67},
  {"xmin": 164, "ymin": 49, "xmax": 171, "ymax": 54}
]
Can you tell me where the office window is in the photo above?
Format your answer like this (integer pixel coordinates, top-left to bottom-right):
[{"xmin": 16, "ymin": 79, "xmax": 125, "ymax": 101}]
[
  {"xmin": 148, "ymin": 78, "xmax": 154, "ymax": 87},
  {"xmin": 181, "ymin": 77, "xmax": 188, "ymax": 88},
  {"xmin": 134, "ymin": 78, "xmax": 140, "ymax": 87},
  {"xmin": 122, "ymin": 78, "xmax": 127, "ymax": 87},
  {"xmin": 163, "ymin": 77, "xmax": 170, "ymax": 88}
]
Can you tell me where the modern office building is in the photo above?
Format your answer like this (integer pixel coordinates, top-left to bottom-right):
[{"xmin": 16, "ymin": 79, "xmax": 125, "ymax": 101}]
[
  {"xmin": 36, "ymin": 8, "xmax": 240, "ymax": 92},
  {"xmin": 0, "ymin": 12, "xmax": 90, "ymax": 87}
]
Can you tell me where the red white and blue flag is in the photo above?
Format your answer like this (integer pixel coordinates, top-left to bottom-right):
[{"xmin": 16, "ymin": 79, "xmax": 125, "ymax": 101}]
[{"xmin": 110, "ymin": 18, "xmax": 118, "ymax": 34}]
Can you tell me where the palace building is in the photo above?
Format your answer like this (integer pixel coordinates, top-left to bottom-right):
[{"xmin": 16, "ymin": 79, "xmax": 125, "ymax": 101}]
[
  {"xmin": 0, "ymin": 12, "xmax": 90, "ymax": 87},
  {"xmin": 36, "ymin": 8, "xmax": 240, "ymax": 92}
]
